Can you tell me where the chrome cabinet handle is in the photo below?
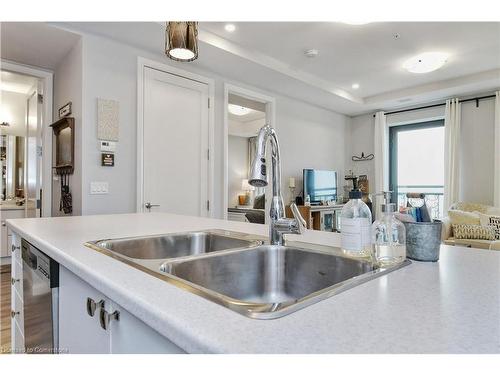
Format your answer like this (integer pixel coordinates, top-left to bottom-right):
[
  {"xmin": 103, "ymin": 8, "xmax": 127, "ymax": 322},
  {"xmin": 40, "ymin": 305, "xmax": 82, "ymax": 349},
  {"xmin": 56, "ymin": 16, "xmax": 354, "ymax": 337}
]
[
  {"xmin": 99, "ymin": 308, "xmax": 119, "ymax": 331},
  {"xmin": 86, "ymin": 297, "xmax": 105, "ymax": 317},
  {"xmin": 11, "ymin": 277, "xmax": 19, "ymax": 285},
  {"xmin": 11, "ymin": 310, "xmax": 19, "ymax": 319},
  {"xmin": 11, "ymin": 244, "xmax": 20, "ymax": 252}
]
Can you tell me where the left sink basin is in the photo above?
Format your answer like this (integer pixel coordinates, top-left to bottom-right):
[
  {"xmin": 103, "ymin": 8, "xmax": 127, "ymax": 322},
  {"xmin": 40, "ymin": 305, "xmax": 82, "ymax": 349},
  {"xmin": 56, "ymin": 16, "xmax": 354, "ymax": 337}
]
[{"xmin": 86, "ymin": 230, "xmax": 262, "ymax": 260}]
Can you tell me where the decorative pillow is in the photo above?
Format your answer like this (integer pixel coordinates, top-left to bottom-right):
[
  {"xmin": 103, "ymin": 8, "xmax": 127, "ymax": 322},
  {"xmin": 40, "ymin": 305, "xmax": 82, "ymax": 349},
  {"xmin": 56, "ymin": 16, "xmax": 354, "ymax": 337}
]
[
  {"xmin": 448, "ymin": 209, "xmax": 481, "ymax": 226},
  {"xmin": 451, "ymin": 202, "xmax": 489, "ymax": 214},
  {"xmin": 478, "ymin": 213, "xmax": 500, "ymax": 240},
  {"xmin": 452, "ymin": 224, "xmax": 495, "ymax": 240}
]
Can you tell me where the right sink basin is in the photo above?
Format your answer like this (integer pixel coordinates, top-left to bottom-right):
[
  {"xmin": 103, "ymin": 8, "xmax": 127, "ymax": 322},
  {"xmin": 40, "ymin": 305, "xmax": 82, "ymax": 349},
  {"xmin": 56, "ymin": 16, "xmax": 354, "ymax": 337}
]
[{"xmin": 161, "ymin": 245, "xmax": 411, "ymax": 319}]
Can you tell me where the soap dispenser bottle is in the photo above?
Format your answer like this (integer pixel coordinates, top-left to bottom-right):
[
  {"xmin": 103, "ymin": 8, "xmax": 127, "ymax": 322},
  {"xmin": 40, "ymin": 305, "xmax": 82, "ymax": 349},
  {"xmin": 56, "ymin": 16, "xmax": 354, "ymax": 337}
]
[
  {"xmin": 340, "ymin": 176, "xmax": 372, "ymax": 258},
  {"xmin": 371, "ymin": 191, "xmax": 406, "ymax": 266}
]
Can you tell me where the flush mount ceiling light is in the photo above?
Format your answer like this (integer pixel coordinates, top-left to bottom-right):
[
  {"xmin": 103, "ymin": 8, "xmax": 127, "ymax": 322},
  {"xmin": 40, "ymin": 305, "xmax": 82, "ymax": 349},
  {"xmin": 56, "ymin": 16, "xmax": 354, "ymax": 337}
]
[
  {"xmin": 351, "ymin": 83, "xmax": 360, "ymax": 89},
  {"xmin": 228, "ymin": 104, "xmax": 251, "ymax": 116},
  {"xmin": 341, "ymin": 21, "xmax": 371, "ymax": 25},
  {"xmin": 224, "ymin": 23, "xmax": 236, "ymax": 32},
  {"xmin": 304, "ymin": 49, "xmax": 319, "ymax": 58},
  {"xmin": 403, "ymin": 52, "xmax": 449, "ymax": 74},
  {"xmin": 165, "ymin": 21, "xmax": 199, "ymax": 62}
]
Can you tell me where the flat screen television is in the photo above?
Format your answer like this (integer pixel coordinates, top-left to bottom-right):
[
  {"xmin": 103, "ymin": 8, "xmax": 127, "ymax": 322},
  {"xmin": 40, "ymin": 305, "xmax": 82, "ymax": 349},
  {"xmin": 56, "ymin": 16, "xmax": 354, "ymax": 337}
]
[{"xmin": 303, "ymin": 169, "xmax": 337, "ymax": 204}]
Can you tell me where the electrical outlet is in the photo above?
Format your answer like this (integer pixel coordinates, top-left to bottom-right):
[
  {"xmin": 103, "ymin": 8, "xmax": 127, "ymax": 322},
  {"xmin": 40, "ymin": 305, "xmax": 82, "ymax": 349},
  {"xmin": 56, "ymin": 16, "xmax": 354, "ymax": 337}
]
[{"xmin": 90, "ymin": 182, "xmax": 109, "ymax": 195}]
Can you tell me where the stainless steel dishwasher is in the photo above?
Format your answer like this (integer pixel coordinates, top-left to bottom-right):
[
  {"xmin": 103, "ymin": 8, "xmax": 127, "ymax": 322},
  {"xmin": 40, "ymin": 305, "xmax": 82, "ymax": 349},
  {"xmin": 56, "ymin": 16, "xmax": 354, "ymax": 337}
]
[{"xmin": 22, "ymin": 239, "xmax": 59, "ymax": 354}]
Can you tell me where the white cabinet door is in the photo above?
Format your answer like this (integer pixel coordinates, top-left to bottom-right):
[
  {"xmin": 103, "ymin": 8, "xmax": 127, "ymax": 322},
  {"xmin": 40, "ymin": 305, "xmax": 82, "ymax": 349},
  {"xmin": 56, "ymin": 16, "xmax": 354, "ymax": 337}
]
[
  {"xmin": 141, "ymin": 67, "xmax": 209, "ymax": 216},
  {"xmin": 59, "ymin": 267, "xmax": 111, "ymax": 353},
  {"xmin": 59, "ymin": 266, "xmax": 184, "ymax": 354},
  {"xmin": 109, "ymin": 301, "xmax": 184, "ymax": 354}
]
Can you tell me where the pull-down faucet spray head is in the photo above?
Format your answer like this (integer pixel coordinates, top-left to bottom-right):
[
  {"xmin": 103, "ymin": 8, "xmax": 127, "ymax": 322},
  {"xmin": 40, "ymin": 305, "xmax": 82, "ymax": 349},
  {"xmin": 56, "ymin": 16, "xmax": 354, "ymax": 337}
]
[{"xmin": 248, "ymin": 125, "xmax": 271, "ymax": 188}]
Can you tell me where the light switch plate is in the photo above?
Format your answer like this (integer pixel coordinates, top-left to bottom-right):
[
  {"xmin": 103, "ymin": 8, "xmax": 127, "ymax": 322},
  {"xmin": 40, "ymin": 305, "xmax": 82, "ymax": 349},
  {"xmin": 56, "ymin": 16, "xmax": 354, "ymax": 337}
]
[{"xmin": 90, "ymin": 182, "xmax": 109, "ymax": 195}]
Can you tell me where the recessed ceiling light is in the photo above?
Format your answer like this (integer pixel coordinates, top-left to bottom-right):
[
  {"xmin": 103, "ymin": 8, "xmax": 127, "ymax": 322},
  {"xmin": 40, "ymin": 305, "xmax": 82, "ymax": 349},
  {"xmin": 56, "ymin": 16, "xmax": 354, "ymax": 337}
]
[
  {"xmin": 403, "ymin": 52, "xmax": 449, "ymax": 74},
  {"xmin": 228, "ymin": 104, "xmax": 251, "ymax": 116},
  {"xmin": 351, "ymin": 83, "xmax": 360, "ymax": 89},
  {"xmin": 224, "ymin": 24, "xmax": 236, "ymax": 32}
]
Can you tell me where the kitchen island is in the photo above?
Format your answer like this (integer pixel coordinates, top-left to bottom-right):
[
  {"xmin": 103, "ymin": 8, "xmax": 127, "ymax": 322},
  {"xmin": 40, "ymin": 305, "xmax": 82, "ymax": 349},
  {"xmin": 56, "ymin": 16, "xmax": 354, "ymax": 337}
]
[{"xmin": 6, "ymin": 212, "xmax": 500, "ymax": 353}]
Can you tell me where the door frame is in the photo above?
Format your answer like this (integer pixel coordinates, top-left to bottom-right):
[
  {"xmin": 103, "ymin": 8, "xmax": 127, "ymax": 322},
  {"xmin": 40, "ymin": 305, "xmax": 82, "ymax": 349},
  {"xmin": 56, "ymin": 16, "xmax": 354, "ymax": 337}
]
[
  {"xmin": 223, "ymin": 83, "xmax": 276, "ymax": 220},
  {"xmin": 1, "ymin": 59, "xmax": 53, "ymax": 217},
  {"xmin": 136, "ymin": 57, "xmax": 215, "ymax": 215}
]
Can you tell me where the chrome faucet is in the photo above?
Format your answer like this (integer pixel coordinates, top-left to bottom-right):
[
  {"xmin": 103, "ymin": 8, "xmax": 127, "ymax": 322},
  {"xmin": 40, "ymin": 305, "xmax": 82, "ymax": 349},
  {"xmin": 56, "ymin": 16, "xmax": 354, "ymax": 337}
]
[{"xmin": 248, "ymin": 124, "xmax": 306, "ymax": 245}]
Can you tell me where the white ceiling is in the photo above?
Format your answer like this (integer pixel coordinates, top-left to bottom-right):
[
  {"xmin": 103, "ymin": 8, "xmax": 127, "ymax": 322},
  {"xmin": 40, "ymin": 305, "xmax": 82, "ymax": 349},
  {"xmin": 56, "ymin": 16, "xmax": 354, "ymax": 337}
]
[
  {"xmin": 1, "ymin": 22, "xmax": 81, "ymax": 70},
  {"xmin": 203, "ymin": 22, "xmax": 500, "ymax": 98},
  {"xmin": 228, "ymin": 108, "xmax": 265, "ymax": 122},
  {"xmin": 0, "ymin": 71, "xmax": 37, "ymax": 94},
  {"xmin": 9, "ymin": 22, "xmax": 500, "ymax": 116}
]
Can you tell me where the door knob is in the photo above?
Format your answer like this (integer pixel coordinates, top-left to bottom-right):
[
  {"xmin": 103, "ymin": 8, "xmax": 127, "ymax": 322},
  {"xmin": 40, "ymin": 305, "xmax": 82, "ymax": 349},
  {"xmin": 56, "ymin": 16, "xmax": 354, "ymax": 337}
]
[
  {"xmin": 99, "ymin": 308, "xmax": 120, "ymax": 330},
  {"xmin": 86, "ymin": 297, "xmax": 105, "ymax": 317},
  {"xmin": 11, "ymin": 277, "xmax": 20, "ymax": 285},
  {"xmin": 144, "ymin": 202, "xmax": 160, "ymax": 212},
  {"xmin": 11, "ymin": 310, "xmax": 19, "ymax": 319}
]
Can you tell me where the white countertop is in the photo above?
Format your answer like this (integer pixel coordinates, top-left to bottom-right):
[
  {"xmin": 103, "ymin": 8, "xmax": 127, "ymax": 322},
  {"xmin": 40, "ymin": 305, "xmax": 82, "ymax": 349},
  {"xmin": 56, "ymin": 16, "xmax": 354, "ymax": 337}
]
[
  {"xmin": 0, "ymin": 200, "xmax": 25, "ymax": 211},
  {"xmin": 6, "ymin": 213, "xmax": 500, "ymax": 353}
]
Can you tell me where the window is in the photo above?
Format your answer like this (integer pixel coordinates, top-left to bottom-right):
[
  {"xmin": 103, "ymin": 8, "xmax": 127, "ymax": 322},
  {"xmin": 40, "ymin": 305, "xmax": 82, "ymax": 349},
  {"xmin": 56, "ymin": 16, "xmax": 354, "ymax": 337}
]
[{"xmin": 389, "ymin": 120, "xmax": 445, "ymax": 219}]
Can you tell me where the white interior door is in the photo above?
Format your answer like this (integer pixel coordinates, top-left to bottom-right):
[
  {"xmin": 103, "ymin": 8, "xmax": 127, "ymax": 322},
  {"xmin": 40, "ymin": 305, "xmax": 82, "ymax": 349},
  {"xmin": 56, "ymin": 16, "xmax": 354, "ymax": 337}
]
[
  {"xmin": 141, "ymin": 67, "xmax": 209, "ymax": 216},
  {"xmin": 26, "ymin": 86, "xmax": 42, "ymax": 218}
]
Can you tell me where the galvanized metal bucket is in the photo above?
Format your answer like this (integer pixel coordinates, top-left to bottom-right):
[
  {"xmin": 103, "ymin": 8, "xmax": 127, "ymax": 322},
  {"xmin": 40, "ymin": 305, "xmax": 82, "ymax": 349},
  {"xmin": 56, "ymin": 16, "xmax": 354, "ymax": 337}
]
[{"xmin": 403, "ymin": 221, "xmax": 443, "ymax": 262}]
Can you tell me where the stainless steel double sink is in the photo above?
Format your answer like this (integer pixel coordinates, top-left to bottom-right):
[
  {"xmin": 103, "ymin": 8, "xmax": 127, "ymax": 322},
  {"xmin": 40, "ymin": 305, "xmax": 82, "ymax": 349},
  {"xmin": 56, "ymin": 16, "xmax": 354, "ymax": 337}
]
[{"xmin": 86, "ymin": 230, "xmax": 409, "ymax": 319}]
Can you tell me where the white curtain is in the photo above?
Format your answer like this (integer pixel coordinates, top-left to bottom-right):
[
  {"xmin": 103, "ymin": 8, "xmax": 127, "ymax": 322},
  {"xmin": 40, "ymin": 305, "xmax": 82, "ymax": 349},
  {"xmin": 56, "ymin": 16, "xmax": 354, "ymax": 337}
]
[
  {"xmin": 443, "ymin": 98, "xmax": 461, "ymax": 212},
  {"xmin": 374, "ymin": 111, "xmax": 389, "ymax": 219},
  {"xmin": 494, "ymin": 91, "xmax": 500, "ymax": 207}
]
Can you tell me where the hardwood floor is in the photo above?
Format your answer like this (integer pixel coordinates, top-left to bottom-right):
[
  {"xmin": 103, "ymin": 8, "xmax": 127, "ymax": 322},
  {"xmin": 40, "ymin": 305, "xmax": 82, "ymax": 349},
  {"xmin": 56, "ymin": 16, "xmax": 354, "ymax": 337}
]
[{"xmin": 1, "ymin": 264, "xmax": 11, "ymax": 354}]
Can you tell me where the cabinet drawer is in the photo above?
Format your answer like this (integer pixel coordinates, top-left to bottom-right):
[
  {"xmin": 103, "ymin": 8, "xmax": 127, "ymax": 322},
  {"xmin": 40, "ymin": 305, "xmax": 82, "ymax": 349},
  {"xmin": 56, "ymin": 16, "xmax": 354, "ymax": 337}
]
[
  {"xmin": 11, "ymin": 287, "xmax": 24, "ymax": 332},
  {"xmin": 11, "ymin": 233, "xmax": 21, "ymax": 262},
  {"xmin": 12, "ymin": 319, "xmax": 25, "ymax": 354},
  {"xmin": 11, "ymin": 259, "xmax": 23, "ymax": 298}
]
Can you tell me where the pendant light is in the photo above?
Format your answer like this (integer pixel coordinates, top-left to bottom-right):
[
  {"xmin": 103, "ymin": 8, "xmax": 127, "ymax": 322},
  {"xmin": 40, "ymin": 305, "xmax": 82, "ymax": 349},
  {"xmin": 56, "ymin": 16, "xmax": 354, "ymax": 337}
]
[{"xmin": 165, "ymin": 22, "xmax": 199, "ymax": 62}]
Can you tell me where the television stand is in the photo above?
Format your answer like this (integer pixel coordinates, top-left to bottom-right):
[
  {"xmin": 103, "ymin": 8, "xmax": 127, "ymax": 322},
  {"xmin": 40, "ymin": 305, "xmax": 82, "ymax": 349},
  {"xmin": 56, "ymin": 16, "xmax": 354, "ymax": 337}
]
[{"xmin": 285, "ymin": 204, "xmax": 344, "ymax": 232}]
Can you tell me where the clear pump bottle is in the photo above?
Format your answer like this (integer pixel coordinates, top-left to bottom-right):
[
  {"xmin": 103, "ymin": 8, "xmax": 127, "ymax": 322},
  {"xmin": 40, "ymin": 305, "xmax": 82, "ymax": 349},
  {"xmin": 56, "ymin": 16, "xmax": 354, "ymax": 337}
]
[
  {"xmin": 372, "ymin": 191, "xmax": 406, "ymax": 266},
  {"xmin": 340, "ymin": 178, "xmax": 372, "ymax": 258}
]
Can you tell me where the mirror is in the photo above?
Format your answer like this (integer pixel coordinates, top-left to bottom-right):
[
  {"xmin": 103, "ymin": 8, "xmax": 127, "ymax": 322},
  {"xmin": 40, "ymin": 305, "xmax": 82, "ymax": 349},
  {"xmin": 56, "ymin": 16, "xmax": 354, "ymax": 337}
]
[
  {"xmin": 51, "ymin": 117, "xmax": 74, "ymax": 174},
  {"xmin": 1, "ymin": 134, "xmax": 25, "ymax": 201}
]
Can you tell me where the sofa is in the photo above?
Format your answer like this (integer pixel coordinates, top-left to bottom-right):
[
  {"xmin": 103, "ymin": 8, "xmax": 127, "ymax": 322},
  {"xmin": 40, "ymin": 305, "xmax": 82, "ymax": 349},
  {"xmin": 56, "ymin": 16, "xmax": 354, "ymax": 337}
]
[{"xmin": 441, "ymin": 202, "xmax": 500, "ymax": 250}]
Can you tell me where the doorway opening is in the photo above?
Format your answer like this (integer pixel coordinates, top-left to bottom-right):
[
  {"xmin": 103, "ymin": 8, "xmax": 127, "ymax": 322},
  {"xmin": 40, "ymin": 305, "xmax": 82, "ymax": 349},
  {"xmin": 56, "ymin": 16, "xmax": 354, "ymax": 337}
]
[{"xmin": 1, "ymin": 66, "xmax": 52, "ymax": 264}]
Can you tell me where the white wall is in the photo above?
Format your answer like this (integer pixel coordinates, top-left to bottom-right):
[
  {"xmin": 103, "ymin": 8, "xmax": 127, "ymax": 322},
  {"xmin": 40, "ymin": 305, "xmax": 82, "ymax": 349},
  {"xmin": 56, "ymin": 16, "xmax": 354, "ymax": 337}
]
[
  {"xmin": 227, "ymin": 135, "xmax": 248, "ymax": 207},
  {"xmin": 277, "ymin": 97, "xmax": 348, "ymax": 204},
  {"xmin": 347, "ymin": 98, "xmax": 497, "ymax": 207},
  {"xmin": 52, "ymin": 38, "xmax": 83, "ymax": 216},
  {"xmin": 74, "ymin": 31, "xmax": 349, "ymax": 218}
]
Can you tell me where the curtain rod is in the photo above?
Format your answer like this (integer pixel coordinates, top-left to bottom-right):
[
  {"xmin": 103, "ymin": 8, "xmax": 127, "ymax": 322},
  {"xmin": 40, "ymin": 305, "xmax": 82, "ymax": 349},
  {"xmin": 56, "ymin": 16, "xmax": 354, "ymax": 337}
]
[{"xmin": 372, "ymin": 94, "xmax": 496, "ymax": 118}]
